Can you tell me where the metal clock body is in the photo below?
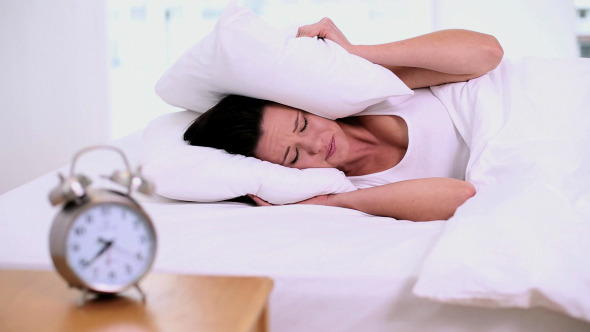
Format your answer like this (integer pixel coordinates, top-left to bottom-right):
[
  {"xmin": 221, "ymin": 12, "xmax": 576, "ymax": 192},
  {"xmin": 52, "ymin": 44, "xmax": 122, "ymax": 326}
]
[
  {"xmin": 50, "ymin": 189, "xmax": 156, "ymax": 294},
  {"xmin": 48, "ymin": 145, "xmax": 156, "ymax": 304}
]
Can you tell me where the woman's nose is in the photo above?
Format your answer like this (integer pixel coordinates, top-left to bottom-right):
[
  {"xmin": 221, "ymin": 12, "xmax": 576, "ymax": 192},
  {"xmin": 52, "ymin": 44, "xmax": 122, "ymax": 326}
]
[{"xmin": 299, "ymin": 136, "xmax": 322, "ymax": 155}]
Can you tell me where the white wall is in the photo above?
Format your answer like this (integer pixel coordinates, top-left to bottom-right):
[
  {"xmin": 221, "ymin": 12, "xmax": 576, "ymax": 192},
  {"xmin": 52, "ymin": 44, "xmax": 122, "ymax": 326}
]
[
  {"xmin": 108, "ymin": 0, "xmax": 173, "ymax": 140},
  {"xmin": 0, "ymin": 1, "xmax": 110, "ymax": 195},
  {"xmin": 432, "ymin": 0, "xmax": 578, "ymax": 59}
]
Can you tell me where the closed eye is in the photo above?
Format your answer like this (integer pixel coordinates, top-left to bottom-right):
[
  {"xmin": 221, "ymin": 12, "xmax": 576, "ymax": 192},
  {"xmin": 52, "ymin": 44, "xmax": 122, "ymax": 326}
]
[
  {"xmin": 290, "ymin": 148, "xmax": 299, "ymax": 164},
  {"xmin": 300, "ymin": 116, "xmax": 308, "ymax": 132}
]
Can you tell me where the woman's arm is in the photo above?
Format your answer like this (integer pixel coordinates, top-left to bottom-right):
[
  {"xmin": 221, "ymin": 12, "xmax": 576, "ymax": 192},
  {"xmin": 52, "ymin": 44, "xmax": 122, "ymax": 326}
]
[
  {"xmin": 249, "ymin": 178, "xmax": 476, "ymax": 222},
  {"xmin": 326, "ymin": 178, "xmax": 475, "ymax": 221},
  {"xmin": 297, "ymin": 18, "xmax": 504, "ymax": 88}
]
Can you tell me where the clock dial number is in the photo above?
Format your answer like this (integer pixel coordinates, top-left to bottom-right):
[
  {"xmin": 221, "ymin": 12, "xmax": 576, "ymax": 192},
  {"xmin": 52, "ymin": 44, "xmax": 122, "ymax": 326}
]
[
  {"xmin": 66, "ymin": 203, "xmax": 155, "ymax": 290},
  {"xmin": 101, "ymin": 205, "xmax": 112, "ymax": 216},
  {"xmin": 74, "ymin": 226, "xmax": 86, "ymax": 236}
]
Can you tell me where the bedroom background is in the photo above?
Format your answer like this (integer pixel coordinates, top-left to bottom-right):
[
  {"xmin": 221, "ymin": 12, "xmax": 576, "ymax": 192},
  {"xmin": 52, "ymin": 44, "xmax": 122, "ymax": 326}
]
[{"xmin": 0, "ymin": 0, "xmax": 586, "ymax": 196}]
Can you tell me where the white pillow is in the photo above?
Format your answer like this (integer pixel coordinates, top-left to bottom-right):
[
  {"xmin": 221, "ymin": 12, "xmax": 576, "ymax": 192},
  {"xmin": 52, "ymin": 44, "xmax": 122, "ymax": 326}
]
[
  {"xmin": 141, "ymin": 111, "xmax": 357, "ymax": 205},
  {"xmin": 154, "ymin": 0, "xmax": 412, "ymax": 119}
]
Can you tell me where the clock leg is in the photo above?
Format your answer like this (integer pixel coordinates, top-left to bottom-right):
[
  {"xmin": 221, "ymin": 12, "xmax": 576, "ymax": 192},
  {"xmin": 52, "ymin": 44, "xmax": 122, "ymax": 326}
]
[
  {"xmin": 77, "ymin": 288, "xmax": 91, "ymax": 306},
  {"xmin": 134, "ymin": 283, "xmax": 146, "ymax": 303}
]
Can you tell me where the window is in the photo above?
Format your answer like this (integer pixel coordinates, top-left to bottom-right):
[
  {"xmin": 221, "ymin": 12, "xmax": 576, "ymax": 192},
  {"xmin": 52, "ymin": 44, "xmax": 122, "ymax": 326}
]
[{"xmin": 107, "ymin": 0, "xmax": 432, "ymax": 139}]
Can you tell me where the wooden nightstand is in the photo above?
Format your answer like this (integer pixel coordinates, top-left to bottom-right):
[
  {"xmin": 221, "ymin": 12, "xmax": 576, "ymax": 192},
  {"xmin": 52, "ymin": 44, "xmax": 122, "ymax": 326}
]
[{"xmin": 0, "ymin": 269, "xmax": 273, "ymax": 332}]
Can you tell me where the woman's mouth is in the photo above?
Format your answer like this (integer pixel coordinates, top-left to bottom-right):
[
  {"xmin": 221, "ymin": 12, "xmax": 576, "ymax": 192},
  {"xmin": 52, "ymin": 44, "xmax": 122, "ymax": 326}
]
[{"xmin": 326, "ymin": 135, "xmax": 336, "ymax": 160}]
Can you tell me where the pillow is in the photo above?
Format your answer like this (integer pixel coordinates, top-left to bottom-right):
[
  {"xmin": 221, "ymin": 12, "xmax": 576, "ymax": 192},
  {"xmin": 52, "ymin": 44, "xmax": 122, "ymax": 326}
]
[
  {"xmin": 141, "ymin": 111, "xmax": 357, "ymax": 205},
  {"xmin": 154, "ymin": 0, "xmax": 412, "ymax": 119}
]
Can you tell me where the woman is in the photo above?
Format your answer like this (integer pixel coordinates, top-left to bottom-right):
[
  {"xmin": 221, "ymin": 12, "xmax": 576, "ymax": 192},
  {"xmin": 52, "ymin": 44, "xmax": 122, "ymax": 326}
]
[{"xmin": 184, "ymin": 18, "xmax": 504, "ymax": 221}]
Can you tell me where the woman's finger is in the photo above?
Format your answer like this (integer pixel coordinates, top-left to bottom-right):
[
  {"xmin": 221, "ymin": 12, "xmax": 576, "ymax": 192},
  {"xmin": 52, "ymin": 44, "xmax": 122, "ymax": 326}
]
[
  {"xmin": 247, "ymin": 194, "xmax": 273, "ymax": 206},
  {"xmin": 296, "ymin": 18, "xmax": 352, "ymax": 52},
  {"xmin": 297, "ymin": 17, "xmax": 330, "ymax": 38},
  {"xmin": 296, "ymin": 23, "xmax": 318, "ymax": 38}
]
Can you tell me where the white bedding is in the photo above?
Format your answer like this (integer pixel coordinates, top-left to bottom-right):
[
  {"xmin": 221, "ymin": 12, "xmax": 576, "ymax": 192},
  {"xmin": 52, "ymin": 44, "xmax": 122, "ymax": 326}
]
[
  {"xmin": 1, "ymin": 158, "xmax": 588, "ymax": 331},
  {"xmin": 1, "ymin": 57, "xmax": 590, "ymax": 331},
  {"xmin": 415, "ymin": 57, "xmax": 590, "ymax": 322}
]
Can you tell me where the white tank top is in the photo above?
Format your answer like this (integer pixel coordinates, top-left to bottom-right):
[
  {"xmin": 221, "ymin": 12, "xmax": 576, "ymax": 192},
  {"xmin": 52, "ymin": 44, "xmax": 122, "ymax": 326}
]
[{"xmin": 347, "ymin": 89, "xmax": 469, "ymax": 189}]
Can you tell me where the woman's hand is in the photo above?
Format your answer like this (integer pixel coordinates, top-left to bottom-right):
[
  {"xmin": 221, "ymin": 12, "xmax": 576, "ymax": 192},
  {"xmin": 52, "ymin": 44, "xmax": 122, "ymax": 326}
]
[
  {"xmin": 297, "ymin": 18, "xmax": 353, "ymax": 53},
  {"xmin": 247, "ymin": 194, "xmax": 273, "ymax": 207},
  {"xmin": 247, "ymin": 194, "xmax": 332, "ymax": 207}
]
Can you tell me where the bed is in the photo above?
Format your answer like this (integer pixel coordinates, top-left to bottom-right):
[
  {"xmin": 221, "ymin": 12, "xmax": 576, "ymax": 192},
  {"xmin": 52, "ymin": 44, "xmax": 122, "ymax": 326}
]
[
  {"xmin": 3, "ymin": 1, "xmax": 590, "ymax": 329},
  {"xmin": 1, "ymin": 55, "xmax": 590, "ymax": 331}
]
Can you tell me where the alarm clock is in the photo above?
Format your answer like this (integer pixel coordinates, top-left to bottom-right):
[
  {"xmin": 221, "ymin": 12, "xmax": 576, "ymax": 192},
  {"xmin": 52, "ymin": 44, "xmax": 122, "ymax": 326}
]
[{"xmin": 48, "ymin": 145, "xmax": 157, "ymax": 305}]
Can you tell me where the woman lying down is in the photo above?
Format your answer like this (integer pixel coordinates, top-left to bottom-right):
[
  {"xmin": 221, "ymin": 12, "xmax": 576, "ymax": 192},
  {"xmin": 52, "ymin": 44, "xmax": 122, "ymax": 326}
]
[{"xmin": 184, "ymin": 18, "xmax": 504, "ymax": 222}]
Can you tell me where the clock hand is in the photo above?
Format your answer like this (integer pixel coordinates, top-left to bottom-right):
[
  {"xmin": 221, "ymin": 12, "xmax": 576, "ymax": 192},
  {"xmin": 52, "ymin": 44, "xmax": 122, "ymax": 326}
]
[
  {"xmin": 83, "ymin": 238, "xmax": 113, "ymax": 268},
  {"xmin": 98, "ymin": 237, "xmax": 112, "ymax": 245},
  {"xmin": 112, "ymin": 244, "xmax": 135, "ymax": 258}
]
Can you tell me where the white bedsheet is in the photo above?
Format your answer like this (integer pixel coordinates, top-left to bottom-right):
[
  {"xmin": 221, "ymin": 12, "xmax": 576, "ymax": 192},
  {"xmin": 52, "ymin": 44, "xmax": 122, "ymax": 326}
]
[{"xmin": 415, "ymin": 57, "xmax": 590, "ymax": 323}]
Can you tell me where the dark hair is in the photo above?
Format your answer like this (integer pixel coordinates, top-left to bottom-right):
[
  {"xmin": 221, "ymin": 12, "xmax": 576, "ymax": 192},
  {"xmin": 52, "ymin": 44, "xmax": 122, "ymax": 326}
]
[{"xmin": 183, "ymin": 95, "xmax": 271, "ymax": 157}]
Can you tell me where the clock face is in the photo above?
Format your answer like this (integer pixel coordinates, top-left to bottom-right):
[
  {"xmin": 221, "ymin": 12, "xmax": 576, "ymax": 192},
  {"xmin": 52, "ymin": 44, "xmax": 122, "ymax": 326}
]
[{"xmin": 65, "ymin": 202, "xmax": 156, "ymax": 291}]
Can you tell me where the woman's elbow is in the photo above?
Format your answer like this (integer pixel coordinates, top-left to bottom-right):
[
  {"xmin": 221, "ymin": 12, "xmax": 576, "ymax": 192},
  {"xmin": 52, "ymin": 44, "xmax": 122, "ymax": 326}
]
[
  {"xmin": 483, "ymin": 35, "xmax": 504, "ymax": 71},
  {"xmin": 465, "ymin": 35, "xmax": 503, "ymax": 81},
  {"xmin": 421, "ymin": 180, "xmax": 476, "ymax": 222},
  {"xmin": 460, "ymin": 181, "xmax": 477, "ymax": 203},
  {"xmin": 452, "ymin": 181, "xmax": 476, "ymax": 213},
  {"xmin": 441, "ymin": 181, "xmax": 476, "ymax": 220}
]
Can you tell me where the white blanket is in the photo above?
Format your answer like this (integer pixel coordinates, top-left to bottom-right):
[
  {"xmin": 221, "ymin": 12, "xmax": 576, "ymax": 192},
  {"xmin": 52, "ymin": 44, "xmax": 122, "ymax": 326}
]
[{"xmin": 414, "ymin": 57, "xmax": 590, "ymax": 322}]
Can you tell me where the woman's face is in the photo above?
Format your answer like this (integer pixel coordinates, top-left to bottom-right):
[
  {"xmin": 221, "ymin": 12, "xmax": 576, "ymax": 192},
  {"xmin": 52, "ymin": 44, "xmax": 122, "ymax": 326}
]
[{"xmin": 254, "ymin": 103, "xmax": 350, "ymax": 170}]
